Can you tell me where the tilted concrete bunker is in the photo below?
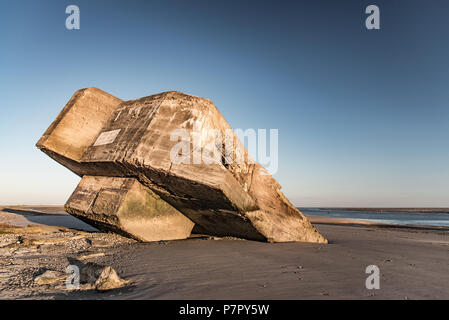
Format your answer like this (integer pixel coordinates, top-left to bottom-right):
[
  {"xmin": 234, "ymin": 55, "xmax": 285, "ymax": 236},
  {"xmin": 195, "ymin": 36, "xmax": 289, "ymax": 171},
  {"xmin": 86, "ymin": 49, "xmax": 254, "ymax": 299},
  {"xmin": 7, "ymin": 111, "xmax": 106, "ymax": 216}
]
[{"xmin": 37, "ymin": 88, "xmax": 327, "ymax": 243}]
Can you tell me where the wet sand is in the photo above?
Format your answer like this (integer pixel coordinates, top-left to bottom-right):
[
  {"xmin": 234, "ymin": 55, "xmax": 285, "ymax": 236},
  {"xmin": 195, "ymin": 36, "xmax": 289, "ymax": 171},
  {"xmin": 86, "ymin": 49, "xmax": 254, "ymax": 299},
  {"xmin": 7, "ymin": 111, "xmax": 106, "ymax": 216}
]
[
  {"xmin": 1, "ymin": 206, "xmax": 449, "ymax": 299},
  {"xmin": 0, "ymin": 206, "xmax": 97, "ymax": 231}
]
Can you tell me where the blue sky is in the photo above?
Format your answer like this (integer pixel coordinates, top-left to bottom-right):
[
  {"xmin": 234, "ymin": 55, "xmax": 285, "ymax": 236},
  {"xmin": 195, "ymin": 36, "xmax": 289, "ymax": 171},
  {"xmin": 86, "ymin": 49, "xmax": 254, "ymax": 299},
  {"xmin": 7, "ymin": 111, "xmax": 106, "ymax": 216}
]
[{"xmin": 0, "ymin": 0, "xmax": 448, "ymax": 206}]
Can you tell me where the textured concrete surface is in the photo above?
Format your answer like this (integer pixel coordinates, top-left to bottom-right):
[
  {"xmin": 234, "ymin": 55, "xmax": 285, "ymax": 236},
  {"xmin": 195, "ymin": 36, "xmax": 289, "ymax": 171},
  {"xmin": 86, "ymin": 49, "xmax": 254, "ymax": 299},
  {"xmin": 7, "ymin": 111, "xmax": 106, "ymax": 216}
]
[
  {"xmin": 65, "ymin": 176, "xmax": 194, "ymax": 241},
  {"xmin": 37, "ymin": 88, "xmax": 327, "ymax": 243}
]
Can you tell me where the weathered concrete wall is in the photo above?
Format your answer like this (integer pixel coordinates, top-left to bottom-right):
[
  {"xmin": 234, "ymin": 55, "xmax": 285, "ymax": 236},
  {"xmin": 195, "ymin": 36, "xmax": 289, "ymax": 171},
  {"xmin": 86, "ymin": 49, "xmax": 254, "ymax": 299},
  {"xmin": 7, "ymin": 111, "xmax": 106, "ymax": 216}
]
[
  {"xmin": 65, "ymin": 176, "xmax": 194, "ymax": 241},
  {"xmin": 38, "ymin": 88, "xmax": 327, "ymax": 243},
  {"xmin": 36, "ymin": 87, "xmax": 123, "ymax": 176}
]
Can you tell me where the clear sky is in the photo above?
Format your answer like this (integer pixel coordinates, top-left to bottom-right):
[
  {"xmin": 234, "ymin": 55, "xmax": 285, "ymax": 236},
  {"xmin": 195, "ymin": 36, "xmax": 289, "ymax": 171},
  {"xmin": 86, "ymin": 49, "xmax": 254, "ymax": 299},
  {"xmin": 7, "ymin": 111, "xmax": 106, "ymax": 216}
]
[{"xmin": 0, "ymin": 0, "xmax": 448, "ymax": 207}]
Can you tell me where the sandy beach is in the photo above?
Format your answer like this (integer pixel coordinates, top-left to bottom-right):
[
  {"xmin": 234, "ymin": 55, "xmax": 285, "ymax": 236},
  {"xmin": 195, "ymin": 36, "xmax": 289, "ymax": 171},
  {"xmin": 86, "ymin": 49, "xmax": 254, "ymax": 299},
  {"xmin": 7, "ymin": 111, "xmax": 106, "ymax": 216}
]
[{"xmin": 1, "ymin": 206, "xmax": 448, "ymax": 299}]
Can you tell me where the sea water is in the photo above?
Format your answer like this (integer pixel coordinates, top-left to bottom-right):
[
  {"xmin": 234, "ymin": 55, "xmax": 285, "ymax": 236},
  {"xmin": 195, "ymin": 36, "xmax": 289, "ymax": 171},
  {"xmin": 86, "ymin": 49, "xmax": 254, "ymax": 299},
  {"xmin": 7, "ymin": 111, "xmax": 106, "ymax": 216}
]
[{"xmin": 300, "ymin": 208, "xmax": 449, "ymax": 228}]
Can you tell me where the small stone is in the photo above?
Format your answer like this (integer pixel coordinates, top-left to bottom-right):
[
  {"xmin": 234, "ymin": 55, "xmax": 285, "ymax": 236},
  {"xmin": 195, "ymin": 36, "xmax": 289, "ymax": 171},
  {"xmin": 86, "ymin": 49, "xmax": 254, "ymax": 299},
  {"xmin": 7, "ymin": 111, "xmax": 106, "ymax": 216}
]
[
  {"xmin": 94, "ymin": 266, "xmax": 130, "ymax": 291},
  {"xmin": 78, "ymin": 252, "xmax": 105, "ymax": 260},
  {"xmin": 89, "ymin": 239, "xmax": 112, "ymax": 248},
  {"xmin": 34, "ymin": 270, "xmax": 68, "ymax": 285}
]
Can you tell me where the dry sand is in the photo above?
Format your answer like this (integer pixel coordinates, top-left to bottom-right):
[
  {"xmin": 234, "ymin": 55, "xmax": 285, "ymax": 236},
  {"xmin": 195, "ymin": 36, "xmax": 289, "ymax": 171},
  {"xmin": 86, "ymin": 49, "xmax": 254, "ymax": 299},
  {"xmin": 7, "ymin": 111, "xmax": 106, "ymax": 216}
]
[{"xmin": 0, "ymin": 206, "xmax": 448, "ymax": 299}]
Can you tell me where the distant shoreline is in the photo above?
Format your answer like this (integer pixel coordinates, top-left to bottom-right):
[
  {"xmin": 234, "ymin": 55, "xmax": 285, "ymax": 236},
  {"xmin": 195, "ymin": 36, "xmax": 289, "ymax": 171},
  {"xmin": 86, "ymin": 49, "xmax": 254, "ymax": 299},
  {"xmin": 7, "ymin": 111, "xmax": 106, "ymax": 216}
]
[
  {"xmin": 2, "ymin": 205, "xmax": 448, "ymax": 231},
  {"xmin": 2, "ymin": 205, "xmax": 448, "ymax": 212},
  {"xmin": 305, "ymin": 214, "xmax": 449, "ymax": 233},
  {"xmin": 2, "ymin": 205, "xmax": 448, "ymax": 214},
  {"xmin": 299, "ymin": 207, "xmax": 449, "ymax": 213}
]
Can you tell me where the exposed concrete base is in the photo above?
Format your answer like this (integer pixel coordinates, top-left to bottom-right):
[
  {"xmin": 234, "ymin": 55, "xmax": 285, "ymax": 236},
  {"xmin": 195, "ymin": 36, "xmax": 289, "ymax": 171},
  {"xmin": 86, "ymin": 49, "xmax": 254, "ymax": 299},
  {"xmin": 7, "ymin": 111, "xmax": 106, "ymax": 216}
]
[{"xmin": 65, "ymin": 176, "xmax": 194, "ymax": 241}]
